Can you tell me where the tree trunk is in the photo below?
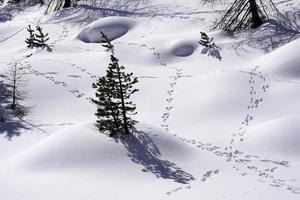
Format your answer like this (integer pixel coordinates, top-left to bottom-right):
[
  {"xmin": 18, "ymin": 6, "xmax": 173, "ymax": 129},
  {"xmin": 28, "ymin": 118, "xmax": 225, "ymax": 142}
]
[
  {"xmin": 249, "ymin": 0, "xmax": 263, "ymax": 28},
  {"xmin": 116, "ymin": 64, "xmax": 129, "ymax": 135},
  {"xmin": 63, "ymin": 0, "xmax": 71, "ymax": 8},
  {"xmin": 11, "ymin": 65, "xmax": 17, "ymax": 110},
  {"xmin": 108, "ymin": 95, "xmax": 121, "ymax": 135}
]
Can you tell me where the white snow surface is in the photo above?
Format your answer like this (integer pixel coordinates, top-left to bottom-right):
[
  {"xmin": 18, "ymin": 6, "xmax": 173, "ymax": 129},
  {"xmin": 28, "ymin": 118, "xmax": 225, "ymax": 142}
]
[
  {"xmin": 1, "ymin": 0, "xmax": 300, "ymax": 199},
  {"xmin": 261, "ymin": 38, "xmax": 300, "ymax": 80}
]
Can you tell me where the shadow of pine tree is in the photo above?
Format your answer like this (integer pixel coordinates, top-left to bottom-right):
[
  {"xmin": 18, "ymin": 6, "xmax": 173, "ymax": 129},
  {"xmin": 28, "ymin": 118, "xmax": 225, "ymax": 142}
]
[{"xmin": 118, "ymin": 130, "xmax": 195, "ymax": 184}]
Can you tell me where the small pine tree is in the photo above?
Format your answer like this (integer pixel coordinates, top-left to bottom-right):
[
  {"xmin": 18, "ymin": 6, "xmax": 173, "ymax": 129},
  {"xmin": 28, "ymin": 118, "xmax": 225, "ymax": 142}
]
[
  {"xmin": 100, "ymin": 31, "xmax": 114, "ymax": 54},
  {"xmin": 25, "ymin": 25, "xmax": 36, "ymax": 49},
  {"xmin": 34, "ymin": 25, "xmax": 49, "ymax": 49},
  {"xmin": 199, "ymin": 32, "xmax": 214, "ymax": 48},
  {"xmin": 92, "ymin": 32, "xmax": 138, "ymax": 137},
  {"xmin": 92, "ymin": 75, "xmax": 121, "ymax": 135}
]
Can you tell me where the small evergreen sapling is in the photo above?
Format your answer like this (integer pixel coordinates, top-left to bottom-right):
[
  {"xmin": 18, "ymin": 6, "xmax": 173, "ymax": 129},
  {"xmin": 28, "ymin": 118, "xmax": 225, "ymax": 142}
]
[
  {"xmin": 25, "ymin": 25, "xmax": 50, "ymax": 51},
  {"xmin": 34, "ymin": 25, "xmax": 49, "ymax": 49},
  {"xmin": 25, "ymin": 25, "xmax": 36, "ymax": 49},
  {"xmin": 92, "ymin": 32, "xmax": 138, "ymax": 137}
]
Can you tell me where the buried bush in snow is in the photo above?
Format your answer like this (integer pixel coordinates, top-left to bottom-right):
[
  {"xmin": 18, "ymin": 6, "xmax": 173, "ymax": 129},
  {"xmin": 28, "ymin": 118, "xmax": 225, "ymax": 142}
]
[
  {"xmin": 207, "ymin": 45, "xmax": 222, "ymax": 61},
  {"xmin": 199, "ymin": 31, "xmax": 215, "ymax": 49},
  {"xmin": 199, "ymin": 31, "xmax": 222, "ymax": 60}
]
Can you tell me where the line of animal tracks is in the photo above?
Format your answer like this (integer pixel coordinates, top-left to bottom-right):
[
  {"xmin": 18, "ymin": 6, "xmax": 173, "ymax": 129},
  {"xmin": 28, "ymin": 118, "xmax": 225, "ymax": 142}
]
[
  {"xmin": 130, "ymin": 36, "xmax": 300, "ymax": 195},
  {"xmin": 160, "ymin": 63, "xmax": 300, "ymax": 195}
]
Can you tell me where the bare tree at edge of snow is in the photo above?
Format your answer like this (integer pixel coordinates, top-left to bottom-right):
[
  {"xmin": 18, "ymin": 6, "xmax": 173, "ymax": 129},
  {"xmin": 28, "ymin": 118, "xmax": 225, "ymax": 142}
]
[
  {"xmin": 214, "ymin": 0, "xmax": 281, "ymax": 32},
  {"xmin": 4, "ymin": 62, "xmax": 29, "ymax": 117}
]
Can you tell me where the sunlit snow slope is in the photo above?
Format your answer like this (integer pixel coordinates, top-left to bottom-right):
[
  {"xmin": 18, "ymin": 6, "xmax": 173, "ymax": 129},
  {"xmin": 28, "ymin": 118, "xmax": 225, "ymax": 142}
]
[{"xmin": 0, "ymin": 0, "xmax": 300, "ymax": 199}]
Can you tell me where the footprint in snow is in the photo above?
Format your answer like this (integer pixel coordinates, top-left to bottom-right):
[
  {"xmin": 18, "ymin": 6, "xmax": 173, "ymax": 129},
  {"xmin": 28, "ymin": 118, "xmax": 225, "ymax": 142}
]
[{"xmin": 68, "ymin": 75, "xmax": 82, "ymax": 78}]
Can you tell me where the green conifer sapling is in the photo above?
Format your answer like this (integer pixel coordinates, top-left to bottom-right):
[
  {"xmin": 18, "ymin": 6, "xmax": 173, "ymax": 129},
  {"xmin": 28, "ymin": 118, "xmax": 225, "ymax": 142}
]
[{"xmin": 92, "ymin": 32, "xmax": 138, "ymax": 137}]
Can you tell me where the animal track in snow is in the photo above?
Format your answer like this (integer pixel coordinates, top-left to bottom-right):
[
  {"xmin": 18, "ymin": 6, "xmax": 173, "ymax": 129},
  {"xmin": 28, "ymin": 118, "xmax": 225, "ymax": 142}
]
[
  {"xmin": 22, "ymin": 60, "xmax": 89, "ymax": 101},
  {"xmin": 72, "ymin": 46, "xmax": 102, "ymax": 53},
  {"xmin": 179, "ymin": 137, "xmax": 299, "ymax": 194},
  {"xmin": 166, "ymin": 169, "xmax": 220, "ymax": 195},
  {"xmin": 69, "ymin": 89, "xmax": 85, "ymax": 98},
  {"xmin": 115, "ymin": 41, "xmax": 167, "ymax": 67},
  {"xmin": 160, "ymin": 67, "xmax": 183, "ymax": 132},
  {"xmin": 229, "ymin": 66, "xmax": 270, "ymax": 149},
  {"xmin": 201, "ymin": 169, "xmax": 220, "ymax": 182},
  {"xmin": 50, "ymin": 24, "xmax": 69, "ymax": 46},
  {"xmin": 158, "ymin": 65, "xmax": 299, "ymax": 195},
  {"xmin": 67, "ymin": 75, "xmax": 82, "ymax": 78},
  {"xmin": 40, "ymin": 58, "xmax": 98, "ymax": 79},
  {"xmin": 156, "ymin": 64, "xmax": 297, "ymax": 194}
]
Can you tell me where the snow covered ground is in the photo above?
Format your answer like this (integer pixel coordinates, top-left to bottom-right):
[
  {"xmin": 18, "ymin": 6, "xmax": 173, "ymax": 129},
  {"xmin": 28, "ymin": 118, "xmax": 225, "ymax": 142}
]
[{"xmin": 0, "ymin": 0, "xmax": 300, "ymax": 199}]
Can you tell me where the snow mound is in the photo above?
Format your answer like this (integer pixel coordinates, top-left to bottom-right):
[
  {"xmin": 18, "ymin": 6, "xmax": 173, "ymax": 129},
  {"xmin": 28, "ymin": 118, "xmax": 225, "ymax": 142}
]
[
  {"xmin": 77, "ymin": 17, "xmax": 136, "ymax": 43},
  {"xmin": 3, "ymin": 122, "xmax": 194, "ymax": 173},
  {"xmin": 262, "ymin": 38, "xmax": 300, "ymax": 80},
  {"xmin": 170, "ymin": 42, "xmax": 197, "ymax": 57},
  {"xmin": 237, "ymin": 117, "xmax": 300, "ymax": 159},
  {"xmin": 209, "ymin": 30, "xmax": 233, "ymax": 43}
]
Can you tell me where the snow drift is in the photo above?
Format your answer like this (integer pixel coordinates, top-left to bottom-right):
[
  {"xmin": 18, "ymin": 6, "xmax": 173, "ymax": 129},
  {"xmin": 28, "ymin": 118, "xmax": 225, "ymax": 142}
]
[
  {"xmin": 77, "ymin": 17, "xmax": 136, "ymax": 43},
  {"xmin": 237, "ymin": 116, "xmax": 300, "ymax": 159},
  {"xmin": 262, "ymin": 38, "xmax": 300, "ymax": 80},
  {"xmin": 1, "ymin": 0, "xmax": 300, "ymax": 199},
  {"xmin": 2, "ymin": 122, "xmax": 195, "ymax": 174}
]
